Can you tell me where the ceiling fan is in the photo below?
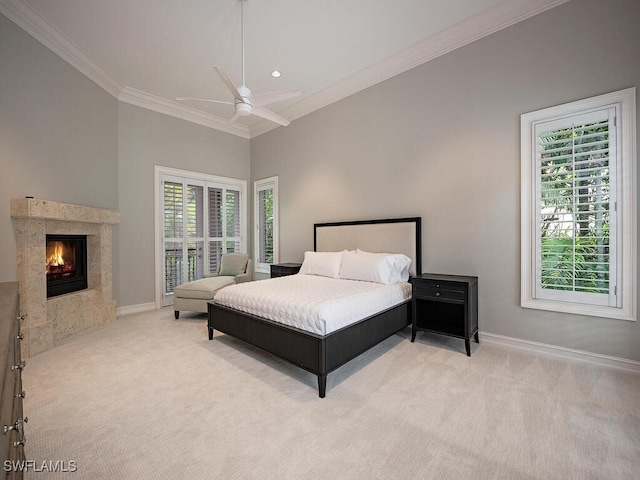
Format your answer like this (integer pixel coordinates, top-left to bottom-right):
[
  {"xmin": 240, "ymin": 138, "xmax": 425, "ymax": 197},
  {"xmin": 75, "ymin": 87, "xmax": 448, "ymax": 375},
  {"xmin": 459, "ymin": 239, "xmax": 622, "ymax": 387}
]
[{"xmin": 177, "ymin": 0, "xmax": 301, "ymax": 127}]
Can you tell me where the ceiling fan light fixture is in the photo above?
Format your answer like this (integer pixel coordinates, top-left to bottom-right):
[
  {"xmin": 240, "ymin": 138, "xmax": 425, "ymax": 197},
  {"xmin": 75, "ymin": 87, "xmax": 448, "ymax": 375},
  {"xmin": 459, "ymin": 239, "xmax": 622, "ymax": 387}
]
[{"xmin": 236, "ymin": 102, "xmax": 252, "ymax": 116}]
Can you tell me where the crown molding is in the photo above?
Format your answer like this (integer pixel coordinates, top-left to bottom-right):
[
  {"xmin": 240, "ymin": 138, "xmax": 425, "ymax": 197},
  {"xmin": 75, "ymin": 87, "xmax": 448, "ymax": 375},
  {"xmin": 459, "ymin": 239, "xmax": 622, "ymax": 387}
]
[
  {"xmin": 0, "ymin": 0, "xmax": 122, "ymax": 98},
  {"xmin": 250, "ymin": 0, "xmax": 570, "ymax": 138},
  {"xmin": 2, "ymin": 0, "xmax": 569, "ymax": 140},
  {"xmin": 119, "ymin": 87, "xmax": 250, "ymax": 139},
  {"xmin": 0, "ymin": 0, "xmax": 249, "ymax": 138}
]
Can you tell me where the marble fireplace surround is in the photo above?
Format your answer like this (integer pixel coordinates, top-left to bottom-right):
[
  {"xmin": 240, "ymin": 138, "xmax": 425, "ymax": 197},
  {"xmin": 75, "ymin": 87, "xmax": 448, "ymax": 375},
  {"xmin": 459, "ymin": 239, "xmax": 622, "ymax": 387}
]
[{"xmin": 11, "ymin": 198, "xmax": 120, "ymax": 357}]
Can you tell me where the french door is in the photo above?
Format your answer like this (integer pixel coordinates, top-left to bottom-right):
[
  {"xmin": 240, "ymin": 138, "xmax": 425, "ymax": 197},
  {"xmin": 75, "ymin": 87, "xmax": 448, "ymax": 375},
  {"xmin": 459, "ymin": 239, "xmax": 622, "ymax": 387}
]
[{"xmin": 157, "ymin": 168, "xmax": 245, "ymax": 307}]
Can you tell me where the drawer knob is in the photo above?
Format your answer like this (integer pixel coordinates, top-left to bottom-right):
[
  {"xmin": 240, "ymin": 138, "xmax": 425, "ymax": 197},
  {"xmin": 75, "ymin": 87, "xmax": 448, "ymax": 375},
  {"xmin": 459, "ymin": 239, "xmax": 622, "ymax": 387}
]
[
  {"xmin": 16, "ymin": 417, "xmax": 28, "ymax": 432},
  {"xmin": 13, "ymin": 437, "xmax": 27, "ymax": 448},
  {"xmin": 3, "ymin": 417, "xmax": 27, "ymax": 435},
  {"xmin": 12, "ymin": 360, "xmax": 26, "ymax": 372},
  {"xmin": 16, "ymin": 333, "xmax": 24, "ymax": 341},
  {"xmin": 16, "ymin": 390, "xmax": 26, "ymax": 399},
  {"xmin": 17, "ymin": 315, "xmax": 25, "ymax": 322},
  {"xmin": 435, "ymin": 292, "xmax": 440, "ymax": 296}
]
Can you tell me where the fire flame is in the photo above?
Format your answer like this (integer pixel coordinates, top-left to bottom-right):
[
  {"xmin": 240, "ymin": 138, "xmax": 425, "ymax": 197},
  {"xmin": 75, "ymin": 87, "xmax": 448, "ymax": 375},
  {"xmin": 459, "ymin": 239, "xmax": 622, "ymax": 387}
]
[
  {"xmin": 46, "ymin": 241, "xmax": 74, "ymax": 276},
  {"xmin": 48, "ymin": 243, "xmax": 65, "ymax": 267}
]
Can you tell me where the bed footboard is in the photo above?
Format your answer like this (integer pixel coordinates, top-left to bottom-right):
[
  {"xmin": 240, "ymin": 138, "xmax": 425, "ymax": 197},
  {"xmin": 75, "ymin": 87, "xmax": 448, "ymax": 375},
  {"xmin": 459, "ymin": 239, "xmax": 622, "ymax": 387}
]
[
  {"xmin": 208, "ymin": 302, "xmax": 324, "ymax": 374},
  {"xmin": 208, "ymin": 300, "xmax": 410, "ymax": 397}
]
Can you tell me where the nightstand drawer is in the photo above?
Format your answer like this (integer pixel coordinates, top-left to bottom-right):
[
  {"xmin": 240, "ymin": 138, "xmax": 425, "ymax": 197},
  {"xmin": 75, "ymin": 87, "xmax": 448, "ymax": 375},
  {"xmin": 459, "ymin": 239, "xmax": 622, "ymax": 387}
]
[
  {"xmin": 270, "ymin": 263, "xmax": 302, "ymax": 278},
  {"xmin": 413, "ymin": 283, "xmax": 465, "ymax": 302}
]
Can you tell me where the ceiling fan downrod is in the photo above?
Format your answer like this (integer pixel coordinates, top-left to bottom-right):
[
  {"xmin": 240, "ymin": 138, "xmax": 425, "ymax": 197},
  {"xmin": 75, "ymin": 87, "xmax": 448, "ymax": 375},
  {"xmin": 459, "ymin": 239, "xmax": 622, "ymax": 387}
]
[{"xmin": 241, "ymin": 0, "xmax": 246, "ymax": 87}]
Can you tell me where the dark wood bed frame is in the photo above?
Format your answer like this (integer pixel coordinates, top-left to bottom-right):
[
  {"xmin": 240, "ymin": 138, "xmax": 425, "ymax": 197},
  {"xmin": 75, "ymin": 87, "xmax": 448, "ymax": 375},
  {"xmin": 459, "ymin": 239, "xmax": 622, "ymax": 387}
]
[{"xmin": 207, "ymin": 217, "xmax": 422, "ymax": 398}]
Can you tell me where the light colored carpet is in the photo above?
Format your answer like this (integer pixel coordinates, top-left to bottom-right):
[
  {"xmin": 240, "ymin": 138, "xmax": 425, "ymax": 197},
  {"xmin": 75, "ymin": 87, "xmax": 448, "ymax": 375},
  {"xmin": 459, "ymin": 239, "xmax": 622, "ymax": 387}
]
[{"xmin": 22, "ymin": 307, "xmax": 640, "ymax": 479}]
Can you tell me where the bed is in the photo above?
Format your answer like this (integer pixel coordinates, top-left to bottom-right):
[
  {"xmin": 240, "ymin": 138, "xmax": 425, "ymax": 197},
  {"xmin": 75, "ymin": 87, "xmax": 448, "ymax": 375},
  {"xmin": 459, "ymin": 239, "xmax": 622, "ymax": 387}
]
[{"xmin": 207, "ymin": 217, "xmax": 422, "ymax": 397}]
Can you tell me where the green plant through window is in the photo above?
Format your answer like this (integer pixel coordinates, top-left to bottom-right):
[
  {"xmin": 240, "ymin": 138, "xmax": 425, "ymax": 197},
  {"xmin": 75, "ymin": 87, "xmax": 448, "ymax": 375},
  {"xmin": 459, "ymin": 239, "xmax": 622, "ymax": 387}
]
[
  {"xmin": 259, "ymin": 188, "xmax": 274, "ymax": 264},
  {"xmin": 539, "ymin": 120, "xmax": 610, "ymax": 294}
]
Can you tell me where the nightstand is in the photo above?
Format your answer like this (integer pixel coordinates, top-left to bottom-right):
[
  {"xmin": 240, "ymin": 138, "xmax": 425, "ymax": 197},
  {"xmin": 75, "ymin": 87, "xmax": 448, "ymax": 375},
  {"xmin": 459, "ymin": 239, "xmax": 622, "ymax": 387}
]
[
  {"xmin": 270, "ymin": 263, "xmax": 302, "ymax": 278},
  {"xmin": 410, "ymin": 273, "xmax": 478, "ymax": 356}
]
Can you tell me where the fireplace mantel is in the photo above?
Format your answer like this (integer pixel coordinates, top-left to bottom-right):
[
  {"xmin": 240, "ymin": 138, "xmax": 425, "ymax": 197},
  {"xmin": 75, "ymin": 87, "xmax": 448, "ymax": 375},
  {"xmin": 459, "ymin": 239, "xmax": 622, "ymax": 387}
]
[
  {"xmin": 11, "ymin": 198, "xmax": 120, "ymax": 357},
  {"xmin": 10, "ymin": 198, "xmax": 119, "ymax": 224}
]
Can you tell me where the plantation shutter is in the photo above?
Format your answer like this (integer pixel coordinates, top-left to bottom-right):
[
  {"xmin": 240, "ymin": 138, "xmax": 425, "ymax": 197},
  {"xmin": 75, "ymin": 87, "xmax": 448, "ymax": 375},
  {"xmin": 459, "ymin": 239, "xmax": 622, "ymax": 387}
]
[
  {"xmin": 534, "ymin": 107, "xmax": 617, "ymax": 307},
  {"xmin": 207, "ymin": 185, "xmax": 242, "ymax": 274},
  {"xmin": 226, "ymin": 188, "xmax": 241, "ymax": 253},
  {"xmin": 186, "ymin": 184, "xmax": 205, "ymax": 282},
  {"xmin": 208, "ymin": 187, "xmax": 223, "ymax": 274},
  {"xmin": 253, "ymin": 177, "xmax": 278, "ymax": 274},
  {"xmin": 162, "ymin": 178, "xmax": 206, "ymax": 298},
  {"xmin": 163, "ymin": 181, "xmax": 184, "ymax": 296},
  {"xmin": 161, "ymin": 173, "xmax": 245, "ymax": 304},
  {"xmin": 158, "ymin": 168, "xmax": 246, "ymax": 307},
  {"xmin": 257, "ymin": 186, "xmax": 274, "ymax": 265}
]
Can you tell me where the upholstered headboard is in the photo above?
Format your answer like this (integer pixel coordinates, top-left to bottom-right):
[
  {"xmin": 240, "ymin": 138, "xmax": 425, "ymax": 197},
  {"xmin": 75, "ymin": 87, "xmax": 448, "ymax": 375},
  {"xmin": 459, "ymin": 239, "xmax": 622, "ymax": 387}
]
[{"xmin": 314, "ymin": 217, "xmax": 422, "ymax": 276}]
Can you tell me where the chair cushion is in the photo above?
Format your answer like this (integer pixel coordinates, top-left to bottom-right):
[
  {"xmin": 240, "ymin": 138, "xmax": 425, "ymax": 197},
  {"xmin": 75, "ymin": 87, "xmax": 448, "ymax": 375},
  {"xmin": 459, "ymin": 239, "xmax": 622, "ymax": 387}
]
[
  {"xmin": 219, "ymin": 253, "xmax": 249, "ymax": 276},
  {"xmin": 174, "ymin": 276, "xmax": 236, "ymax": 300}
]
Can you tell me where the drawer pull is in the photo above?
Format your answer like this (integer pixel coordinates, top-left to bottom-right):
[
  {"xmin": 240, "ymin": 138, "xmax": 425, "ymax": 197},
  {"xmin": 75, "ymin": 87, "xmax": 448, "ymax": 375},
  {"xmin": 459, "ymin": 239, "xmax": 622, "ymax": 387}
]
[
  {"xmin": 16, "ymin": 391, "xmax": 26, "ymax": 399},
  {"xmin": 16, "ymin": 333, "xmax": 24, "ymax": 341},
  {"xmin": 13, "ymin": 437, "xmax": 27, "ymax": 448},
  {"xmin": 435, "ymin": 292, "xmax": 440, "ymax": 296},
  {"xmin": 3, "ymin": 417, "xmax": 28, "ymax": 435},
  {"xmin": 12, "ymin": 360, "xmax": 26, "ymax": 372},
  {"xmin": 17, "ymin": 315, "xmax": 25, "ymax": 322}
]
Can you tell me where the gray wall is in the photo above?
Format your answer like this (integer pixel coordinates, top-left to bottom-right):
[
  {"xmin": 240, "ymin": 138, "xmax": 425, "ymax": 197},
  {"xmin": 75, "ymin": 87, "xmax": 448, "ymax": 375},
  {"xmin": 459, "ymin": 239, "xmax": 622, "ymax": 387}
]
[
  {"xmin": 117, "ymin": 104, "xmax": 250, "ymax": 307},
  {"xmin": 2, "ymin": 0, "xmax": 638, "ymax": 361},
  {"xmin": 0, "ymin": 13, "xmax": 251, "ymax": 308},
  {"xmin": 250, "ymin": 0, "xmax": 640, "ymax": 361},
  {"xmin": 0, "ymin": 14, "xmax": 118, "ymax": 281}
]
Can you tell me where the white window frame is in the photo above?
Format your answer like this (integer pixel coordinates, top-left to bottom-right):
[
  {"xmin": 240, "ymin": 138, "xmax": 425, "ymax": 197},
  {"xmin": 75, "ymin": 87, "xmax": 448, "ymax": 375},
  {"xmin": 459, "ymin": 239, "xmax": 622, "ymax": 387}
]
[
  {"xmin": 154, "ymin": 165, "xmax": 247, "ymax": 308},
  {"xmin": 521, "ymin": 88, "xmax": 636, "ymax": 321},
  {"xmin": 254, "ymin": 176, "xmax": 279, "ymax": 275}
]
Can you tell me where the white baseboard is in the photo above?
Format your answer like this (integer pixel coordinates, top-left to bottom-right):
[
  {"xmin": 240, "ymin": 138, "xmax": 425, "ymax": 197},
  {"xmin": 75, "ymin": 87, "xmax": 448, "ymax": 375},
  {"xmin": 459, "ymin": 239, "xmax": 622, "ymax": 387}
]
[
  {"xmin": 117, "ymin": 302, "xmax": 156, "ymax": 317},
  {"xmin": 480, "ymin": 331, "xmax": 640, "ymax": 374}
]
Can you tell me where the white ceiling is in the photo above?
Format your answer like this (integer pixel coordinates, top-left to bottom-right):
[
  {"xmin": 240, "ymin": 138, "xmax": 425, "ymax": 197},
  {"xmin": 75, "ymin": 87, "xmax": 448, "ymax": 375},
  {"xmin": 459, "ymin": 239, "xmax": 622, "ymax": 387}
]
[{"xmin": 1, "ymin": 0, "xmax": 568, "ymax": 138}]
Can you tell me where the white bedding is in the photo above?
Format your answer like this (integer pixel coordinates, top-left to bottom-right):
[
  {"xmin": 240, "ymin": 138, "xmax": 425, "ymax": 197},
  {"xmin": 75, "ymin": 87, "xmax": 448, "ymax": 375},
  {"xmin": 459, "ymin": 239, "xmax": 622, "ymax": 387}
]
[{"xmin": 213, "ymin": 274, "xmax": 412, "ymax": 335}]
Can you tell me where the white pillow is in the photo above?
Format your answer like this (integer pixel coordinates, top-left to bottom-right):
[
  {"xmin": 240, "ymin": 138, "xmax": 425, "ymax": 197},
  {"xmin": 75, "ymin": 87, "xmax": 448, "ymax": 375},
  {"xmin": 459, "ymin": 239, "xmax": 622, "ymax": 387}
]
[
  {"xmin": 338, "ymin": 250, "xmax": 392, "ymax": 284},
  {"xmin": 355, "ymin": 249, "xmax": 412, "ymax": 283},
  {"xmin": 338, "ymin": 250, "xmax": 409, "ymax": 284},
  {"xmin": 298, "ymin": 251, "xmax": 345, "ymax": 278}
]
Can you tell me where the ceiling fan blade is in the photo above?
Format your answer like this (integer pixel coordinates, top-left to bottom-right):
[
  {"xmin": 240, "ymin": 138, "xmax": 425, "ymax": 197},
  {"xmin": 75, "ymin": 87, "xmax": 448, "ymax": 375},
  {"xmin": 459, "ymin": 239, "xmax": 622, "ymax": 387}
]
[
  {"xmin": 213, "ymin": 65, "xmax": 242, "ymax": 100},
  {"xmin": 252, "ymin": 88, "xmax": 302, "ymax": 108},
  {"xmin": 176, "ymin": 97, "xmax": 234, "ymax": 106},
  {"xmin": 251, "ymin": 107, "xmax": 291, "ymax": 127},
  {"xmin": 226, "ymin": 110, "xmax": 241, "ymax": 127}
]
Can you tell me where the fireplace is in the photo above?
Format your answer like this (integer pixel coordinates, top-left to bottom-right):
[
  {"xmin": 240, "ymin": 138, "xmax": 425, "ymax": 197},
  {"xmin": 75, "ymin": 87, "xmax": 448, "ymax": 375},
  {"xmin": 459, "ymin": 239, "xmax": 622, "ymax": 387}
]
[
  {"xmin": 11, "ymin": 198, "xmax": 120, "ymax": 357},
  {"xmin": 46, "ymin": 234, "xmax": 88, "ymax": 298}
]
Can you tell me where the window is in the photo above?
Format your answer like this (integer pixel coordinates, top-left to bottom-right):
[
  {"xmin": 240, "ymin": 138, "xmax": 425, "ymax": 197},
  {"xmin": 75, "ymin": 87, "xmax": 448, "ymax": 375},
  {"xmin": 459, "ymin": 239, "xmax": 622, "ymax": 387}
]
[
  {"xmin": 521, "ymin": 88, "xmax": 636, "ymax": 321},
  {"xmin": 155, "ymin": 166, "xmax": 246, "ymax": 307},
  {"xmin": 254, "ymin": 176, "xmax": 279, "ymax": 274}
]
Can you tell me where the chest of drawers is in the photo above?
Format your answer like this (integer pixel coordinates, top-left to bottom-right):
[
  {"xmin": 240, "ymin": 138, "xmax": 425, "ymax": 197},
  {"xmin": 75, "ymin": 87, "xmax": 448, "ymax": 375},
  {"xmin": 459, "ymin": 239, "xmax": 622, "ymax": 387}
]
[{"xmin": 1, "ymin": 282, "xmax": 26, "ymax": 479}]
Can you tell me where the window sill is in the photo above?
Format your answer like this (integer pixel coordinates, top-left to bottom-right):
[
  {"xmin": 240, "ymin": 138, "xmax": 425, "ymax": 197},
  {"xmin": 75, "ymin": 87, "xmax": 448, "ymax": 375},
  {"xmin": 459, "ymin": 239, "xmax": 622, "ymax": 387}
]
[{"xmin": 521, "ymin": 298, "xmax": 635, "ymax": 322}]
